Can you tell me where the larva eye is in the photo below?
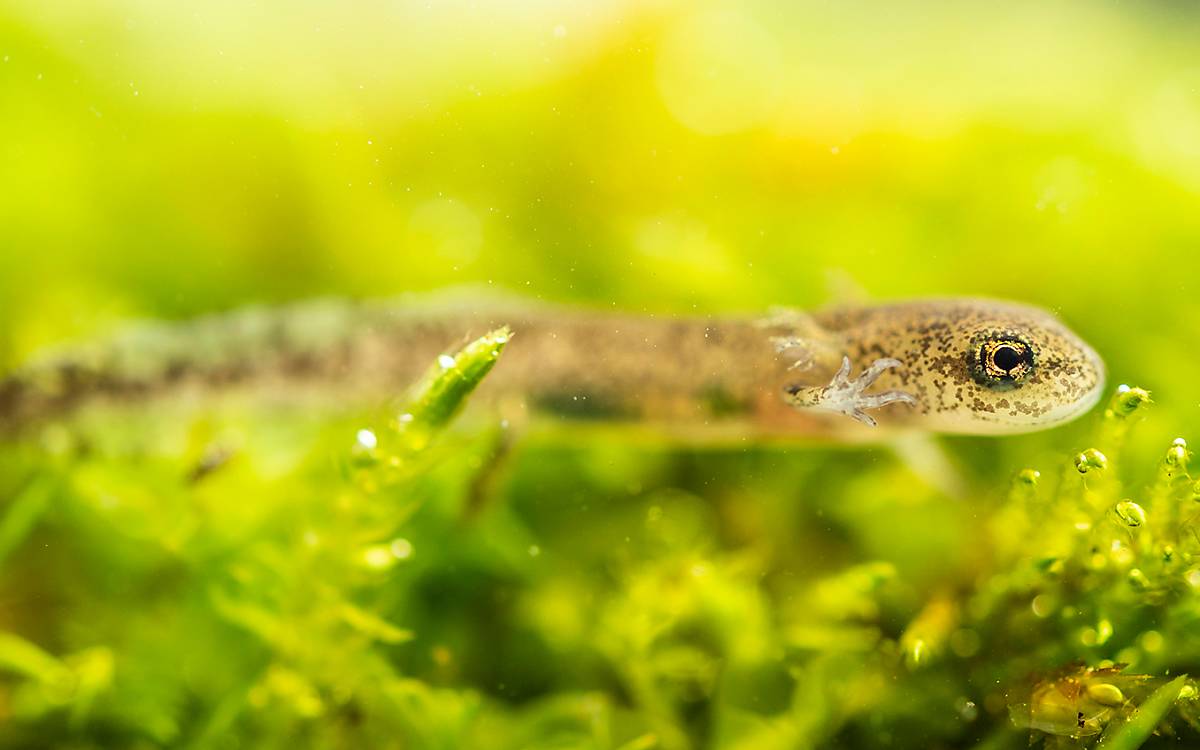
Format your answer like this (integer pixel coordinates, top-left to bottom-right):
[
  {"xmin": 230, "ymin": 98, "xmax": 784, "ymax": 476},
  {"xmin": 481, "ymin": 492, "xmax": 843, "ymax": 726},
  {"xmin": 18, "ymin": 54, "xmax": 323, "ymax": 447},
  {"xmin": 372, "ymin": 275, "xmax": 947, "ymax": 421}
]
[
  {"xmin": 990, "ymin": 343, "xmax": 1024, "ymax": 373},
  {"xmin": 972, "ymin": 335, "xmax": 1036, "ymax": 389}
]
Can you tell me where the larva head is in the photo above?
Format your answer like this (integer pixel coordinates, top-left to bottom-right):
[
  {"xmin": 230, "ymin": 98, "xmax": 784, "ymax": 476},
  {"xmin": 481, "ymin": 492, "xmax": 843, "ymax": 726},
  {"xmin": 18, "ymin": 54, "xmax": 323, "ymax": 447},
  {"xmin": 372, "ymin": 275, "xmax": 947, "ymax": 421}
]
[{"xmin": 916, "ymin": 300, "xmax": 1105, "ymax": 434}]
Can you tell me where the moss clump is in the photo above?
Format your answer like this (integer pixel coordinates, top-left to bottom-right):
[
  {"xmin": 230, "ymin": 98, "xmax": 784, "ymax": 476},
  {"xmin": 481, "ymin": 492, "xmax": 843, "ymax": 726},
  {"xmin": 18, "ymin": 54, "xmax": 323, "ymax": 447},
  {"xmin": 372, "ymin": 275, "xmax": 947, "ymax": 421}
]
[{"xmin": 1, "ymin": 370, "xmax": 1200, "ymax": 749}]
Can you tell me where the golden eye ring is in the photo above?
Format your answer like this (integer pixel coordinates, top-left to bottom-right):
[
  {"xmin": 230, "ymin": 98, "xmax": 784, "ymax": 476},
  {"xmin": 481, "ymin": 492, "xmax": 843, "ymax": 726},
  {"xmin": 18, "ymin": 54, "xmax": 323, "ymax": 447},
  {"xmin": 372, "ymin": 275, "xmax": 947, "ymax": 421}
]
[{"xmin": 971, "ymin": 334, "xmax": 1036, "ymax": 389}]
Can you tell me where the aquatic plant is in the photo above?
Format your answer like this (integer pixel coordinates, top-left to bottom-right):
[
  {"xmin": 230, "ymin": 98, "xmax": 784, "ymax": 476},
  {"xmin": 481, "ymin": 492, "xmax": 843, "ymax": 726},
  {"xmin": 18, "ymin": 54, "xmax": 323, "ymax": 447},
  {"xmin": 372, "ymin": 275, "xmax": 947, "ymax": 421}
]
[{"xmin": 0, "ymin": 333, "xmax": 1199, "ymax": 749}]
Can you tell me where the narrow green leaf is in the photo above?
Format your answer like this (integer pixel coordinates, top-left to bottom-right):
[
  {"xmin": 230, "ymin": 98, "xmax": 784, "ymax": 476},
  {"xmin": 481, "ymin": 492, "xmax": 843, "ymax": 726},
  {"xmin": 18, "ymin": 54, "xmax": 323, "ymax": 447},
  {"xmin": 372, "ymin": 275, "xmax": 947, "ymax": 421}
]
[
  {"xmin": 349, "ymin": 326, "xmax": 512, "ymax": 489},
  {"xmin": 0, "ymin": 473, "xmax": 55, "ymax": 567},
  {"xmin": 1096, "ymin": 675, "xmax": 1189, "ymax": 750},
  {"xmin": 0, "ymin": 631, "xmax": 67, "ymax": 683},
  {"xmin": 407, "ymin": 326, "xmax": 511, "ymax": 430}
]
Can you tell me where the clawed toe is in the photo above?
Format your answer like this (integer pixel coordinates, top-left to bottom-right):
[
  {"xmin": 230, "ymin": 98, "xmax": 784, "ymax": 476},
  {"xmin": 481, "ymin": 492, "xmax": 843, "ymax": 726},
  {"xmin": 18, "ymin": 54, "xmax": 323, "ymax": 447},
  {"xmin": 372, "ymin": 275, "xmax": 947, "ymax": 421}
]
[
  {"xmin": 859, "ymin": 357, "xmax": 903, "ymax": 385},
  {"xmin": 848, "ymin": 409, "xmax": 880, "ymax": 427},
  {"xmin": 831, "ymin": 356, "xmax": 852, "ymax": 385},
  {"xmin": 858, "ymin": 389, "xmax": 918, "ymax": 410},
  {"xmin": 784, "ymin": 356, "xmax": 918, "ymax": 426}
]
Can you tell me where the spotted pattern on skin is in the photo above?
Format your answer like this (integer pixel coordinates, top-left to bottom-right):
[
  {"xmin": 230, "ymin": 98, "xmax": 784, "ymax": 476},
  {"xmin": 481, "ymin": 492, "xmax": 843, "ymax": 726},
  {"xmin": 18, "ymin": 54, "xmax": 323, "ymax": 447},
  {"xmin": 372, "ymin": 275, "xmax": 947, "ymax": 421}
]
[
  {"xmin": 0, "ymin": 295, "xmax": 1104, "ymax": 438},
  {"xmin": 807, "ymin": 299, "xmax": 1105, "ymax": 434}
]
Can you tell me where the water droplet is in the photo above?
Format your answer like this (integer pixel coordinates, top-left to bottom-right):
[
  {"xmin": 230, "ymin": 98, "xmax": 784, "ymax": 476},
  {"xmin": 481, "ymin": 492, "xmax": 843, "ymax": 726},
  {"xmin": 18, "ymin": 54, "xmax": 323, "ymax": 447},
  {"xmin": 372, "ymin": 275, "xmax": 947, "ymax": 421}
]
[
  {"xmin": 1032, "ymin": 594, "xmax": 1053, "ymax": 618},
  {"xmin": 1128, "ymin": 568, "xmax": 1150, "ymax": 590},
  {"xmin": 1115, "ymin": 500, "xmax": 1146, "ymax": 527},
  {"xmin": 1111, "ymin": 386, "xmax": 1151, "ymax": 417},
  {"xmin": 356, "ymin": 429, "xmax": 377, "ymax": 450},
  {"xmin": 362, "ymin": 545, "xmax": 394, "ymax": 570},
  {"xmin": 438, "ymin": 354, "xmax": 456, "ymax": 369},
  {"xmin": 956, "ymin": 698, "xmax": 978, "ymax": 721},
  {"xmin": 390, "ymin": 538, "xmax": 413, "ymax": 559},
  {"xmin": 1167, "ymin": 440, "xmax": 1190, "ymax": 469},
  {"xmin": 1075, "ymin": 448, "xmax": 1107, "ymax": 474}
]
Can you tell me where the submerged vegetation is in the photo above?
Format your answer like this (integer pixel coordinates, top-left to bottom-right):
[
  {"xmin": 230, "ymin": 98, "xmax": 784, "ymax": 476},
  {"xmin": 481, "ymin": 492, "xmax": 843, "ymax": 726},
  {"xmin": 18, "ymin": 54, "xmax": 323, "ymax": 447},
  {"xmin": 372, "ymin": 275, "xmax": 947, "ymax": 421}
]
[
  {"xmin": 1, "ymin": 332, "xmax": 1200, "ymax": 748},
  {"xmin": 5, "ymin": 0, "xmax": 1200, "ymax": 747}
]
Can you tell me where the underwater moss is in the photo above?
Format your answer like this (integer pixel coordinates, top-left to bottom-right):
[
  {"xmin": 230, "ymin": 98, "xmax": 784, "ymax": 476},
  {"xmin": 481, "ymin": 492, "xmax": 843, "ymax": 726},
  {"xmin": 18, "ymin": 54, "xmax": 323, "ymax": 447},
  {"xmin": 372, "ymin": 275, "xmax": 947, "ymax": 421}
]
[{"xmin": 2, "ymin": 353, "xmax": 1200, "ymax": 750}]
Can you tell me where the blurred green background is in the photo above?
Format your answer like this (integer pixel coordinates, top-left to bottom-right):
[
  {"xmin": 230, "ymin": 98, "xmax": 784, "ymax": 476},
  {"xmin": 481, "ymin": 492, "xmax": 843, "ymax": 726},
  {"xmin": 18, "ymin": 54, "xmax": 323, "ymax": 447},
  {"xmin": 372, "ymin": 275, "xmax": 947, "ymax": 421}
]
[
  {"xmin": 4, "ymin": 1, "xmax": 1200, "ymax": 748},
  {"xmin": 4, "ymin": 0, "xmax": 1200, "ymax": 418}
]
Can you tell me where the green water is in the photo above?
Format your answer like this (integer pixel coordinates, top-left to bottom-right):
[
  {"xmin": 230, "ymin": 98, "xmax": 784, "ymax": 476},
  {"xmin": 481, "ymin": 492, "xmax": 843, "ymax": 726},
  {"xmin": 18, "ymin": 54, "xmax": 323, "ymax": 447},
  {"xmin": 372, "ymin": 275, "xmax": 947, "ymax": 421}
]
[{"xmin": 3, "ymin": 1, "xmax": 1200, "ymax": 747}]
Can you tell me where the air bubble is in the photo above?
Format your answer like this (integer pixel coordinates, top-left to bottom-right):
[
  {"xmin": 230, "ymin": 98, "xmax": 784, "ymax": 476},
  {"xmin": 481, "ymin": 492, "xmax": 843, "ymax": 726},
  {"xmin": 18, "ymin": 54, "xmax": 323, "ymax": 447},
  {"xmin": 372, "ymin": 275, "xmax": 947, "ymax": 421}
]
[
  {"xmin": 1031, "ymin": 594, "xmax": 1053, "ymax": 618},
  {"xmin": 362, "ymin": 545, "xmax": 394, "ymax": 570},
  {"xmin": 1141, "ymin": 630, "xmax": 1164, "ymax": 652},
  {"xmin": 956, "ymin": 698, "xmax": 978, "ymax": 722},
  {"xmin": 390, "ymin": 538, "xmax": 413, "ymax": 559},
  {"xmin": 1115, "ymin": 500, "xmax": 1146, "ymax": 527},
  {"xmin": 1075, "ymin": 448, "xmax": 1108, "ymax": 474}
]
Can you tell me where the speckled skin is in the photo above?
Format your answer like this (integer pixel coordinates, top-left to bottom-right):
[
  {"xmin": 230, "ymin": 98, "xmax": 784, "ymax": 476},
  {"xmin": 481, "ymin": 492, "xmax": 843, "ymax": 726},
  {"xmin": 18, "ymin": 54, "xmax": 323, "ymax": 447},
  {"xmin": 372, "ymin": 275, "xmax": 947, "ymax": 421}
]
[
  {"xmin": 0, "ymin": 295, "xmax": 1104, "ymax": 437},
  {"xmin": 809, "ymin": 299, "xmax": 1105, "ymax": 433}
]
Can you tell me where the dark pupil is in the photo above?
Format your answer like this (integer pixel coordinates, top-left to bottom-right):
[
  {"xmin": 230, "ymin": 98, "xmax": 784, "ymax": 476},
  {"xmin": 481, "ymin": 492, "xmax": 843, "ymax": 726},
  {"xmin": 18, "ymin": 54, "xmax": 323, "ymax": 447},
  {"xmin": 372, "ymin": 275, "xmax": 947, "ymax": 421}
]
[{"xmin": 993, "ymin": 344, "xmax": 1022, "ymax": 372}]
